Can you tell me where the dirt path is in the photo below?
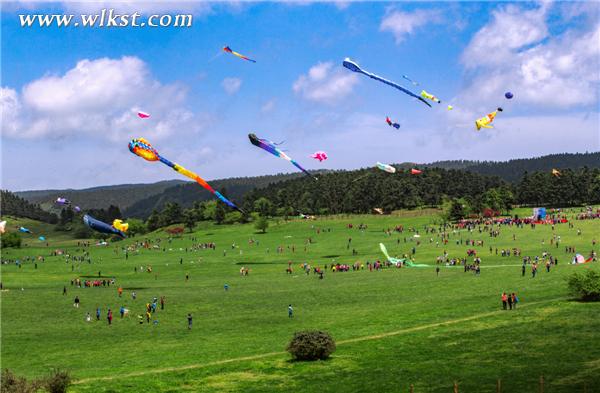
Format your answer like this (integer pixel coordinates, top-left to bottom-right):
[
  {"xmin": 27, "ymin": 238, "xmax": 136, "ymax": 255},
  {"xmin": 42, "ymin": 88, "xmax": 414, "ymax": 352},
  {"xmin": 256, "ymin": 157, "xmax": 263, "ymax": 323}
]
[{"xmin": 73, "ymin": 298, "xmax": 562, "ymax": 385}]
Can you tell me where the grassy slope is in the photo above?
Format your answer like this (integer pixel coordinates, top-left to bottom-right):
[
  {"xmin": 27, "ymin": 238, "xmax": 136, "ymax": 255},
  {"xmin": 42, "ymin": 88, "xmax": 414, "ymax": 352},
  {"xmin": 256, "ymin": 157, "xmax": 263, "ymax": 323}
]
[{"xmin": 1, "ymin": 208, "xmax": 599, "ymax": 392}]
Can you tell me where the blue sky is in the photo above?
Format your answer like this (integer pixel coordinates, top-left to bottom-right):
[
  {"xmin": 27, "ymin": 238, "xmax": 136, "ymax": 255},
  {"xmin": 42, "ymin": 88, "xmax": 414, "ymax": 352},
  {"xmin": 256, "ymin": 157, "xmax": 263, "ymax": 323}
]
[{"xmin": 1, "ymin": 1, "xmax": 599, "ymax": 191}]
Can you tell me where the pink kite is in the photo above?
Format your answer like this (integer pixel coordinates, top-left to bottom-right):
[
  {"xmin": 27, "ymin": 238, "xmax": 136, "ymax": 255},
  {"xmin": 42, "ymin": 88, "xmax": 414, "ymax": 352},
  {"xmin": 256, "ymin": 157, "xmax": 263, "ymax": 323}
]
[
  {"xmin": 410, "ymin": 168, "xmax": 422, "ymax": 175},
  {"xmin": 310, "ymin": 151, "xmax": 328, "ymax": 162},
  {"xmin": 137, "ymin": 111, "xmax": 150, "ymax": 119}
]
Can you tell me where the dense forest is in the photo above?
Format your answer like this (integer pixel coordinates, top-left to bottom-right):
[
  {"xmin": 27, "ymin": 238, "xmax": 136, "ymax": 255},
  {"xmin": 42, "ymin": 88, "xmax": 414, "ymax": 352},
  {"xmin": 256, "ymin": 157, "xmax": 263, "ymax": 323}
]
[
  {"xmin": 459, "ymin": 152, "xmax": 600, "ymax": 183},
  {"xmin": 10, "ymin": 152, "xmax": 600, "ymax": 221},
  {"xmin": 0, "ymin": 190, "xmax": 58, "ymax": 223}
]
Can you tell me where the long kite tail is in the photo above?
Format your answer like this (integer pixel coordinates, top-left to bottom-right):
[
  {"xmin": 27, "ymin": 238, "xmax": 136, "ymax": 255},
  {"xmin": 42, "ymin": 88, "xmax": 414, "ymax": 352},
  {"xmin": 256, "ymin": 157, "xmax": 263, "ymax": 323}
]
[
  {"xmin": 367, "ymin": 73, "xmax": 431, "ymax": 107},
  {"xmin": 291, "ymin": 159, "xmax": 318, "ymax": 180},
  {"xmin": 159, "ymin": 156, "xmax": 243, "ymax": 212}
]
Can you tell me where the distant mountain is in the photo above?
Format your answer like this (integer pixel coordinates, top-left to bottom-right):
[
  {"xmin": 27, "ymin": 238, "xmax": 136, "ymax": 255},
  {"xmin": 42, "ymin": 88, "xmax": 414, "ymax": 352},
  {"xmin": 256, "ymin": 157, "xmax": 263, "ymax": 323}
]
[{"xmin": 15, "ymin": 180, "xmax": 186, "ymax": 211}]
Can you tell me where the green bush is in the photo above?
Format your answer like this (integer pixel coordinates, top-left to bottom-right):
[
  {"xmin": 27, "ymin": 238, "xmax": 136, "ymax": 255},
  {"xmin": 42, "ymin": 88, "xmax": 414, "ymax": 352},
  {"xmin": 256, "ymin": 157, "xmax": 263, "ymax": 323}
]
[
  {"xmin": 44, "ymin": 368, "xmax": 71, "ymax": 393},
  {"xmin": 0, "ymin": 232, "xmax": 22, "ymax": 249},
  {"xmin": 287, "ymin": 331, "xmax": 336, "ymax": 361},
  {"xmin": 567, "ymin": 269, "xmax": 600, "ymax": 301}
]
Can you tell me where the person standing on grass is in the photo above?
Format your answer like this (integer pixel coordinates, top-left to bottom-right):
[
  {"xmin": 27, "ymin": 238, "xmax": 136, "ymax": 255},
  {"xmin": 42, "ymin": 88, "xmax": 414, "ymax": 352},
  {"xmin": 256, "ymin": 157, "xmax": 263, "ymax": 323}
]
[
  {"xmin": 546, "ymin": 260, "xmax": 551, "ymax": 272},
  {"xmin": 120, "ymin": 305, "xmax": 125, "ymax": 318},
  {"xmin": 512, "ymin": 293, "xmax": 518, "ymax": 309},
  {"xmin": 507, "ymin": 293, "xmax": 513, "ymax": 310},
  {"xmin": 63, "ymin": 286, "xmax": 67, "ymax": 296},
  {"xmin": 118, "ymin": 286, "xmax": 123, "ymax": 297},
  {"xmin": 288, "ymin": 304, "xmax": 293, "ymax": 318},
  {"xmin": 187, "ymin": 313, "xmax": 193, "ymax": 329},
  {"xmin": 501, "ymin": 292, "xmax": 508, "ymax": 310},
  {"xmin": 436, "ymin": 267, "xmax": 440, "ymax": 276},
  {"xmin": 74, "ymin": 296, "xmax": 80, "ymax": 308},
  {"xmin": 522, "ymin": 264, "xmax": 526, "ymax": 277},
  {"xmin": 107, "ymin": 308, "xmax": 113, "ymax": 325},
  {"xmin": 160, "ymin": 296, "xmax": 165, "ymax": 310},
  {"xmin": 96, "ymin": 307, "xmax": 101, "ymax": 321}
]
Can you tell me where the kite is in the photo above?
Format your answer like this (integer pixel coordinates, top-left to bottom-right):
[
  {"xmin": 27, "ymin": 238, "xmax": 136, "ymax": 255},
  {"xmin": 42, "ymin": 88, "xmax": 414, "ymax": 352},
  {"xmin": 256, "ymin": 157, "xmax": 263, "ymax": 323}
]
[
  {"xmin": 112, "ymin": 219, "xmax": 129, "ymax": 232},
  {"xmin": 373, "ymin": 208, "xmax": 384, "ymax": 215},
  {"xmin": 505, "ymin": 92, "xmax": 513, "ymax": 99},
  {"xmin": 0, "ymin": 220, "xmax": 5, "ymax": 234},
  {"xmin": 83, "ymin": 214, "xmax": 126, "ymax": 238},
  {"xmin": 310, "ymin": 151, "xmax": 328, "ymax": 162},
  {"xmin": 38, "ymin": 236, "xmax": 46, "ymax": 241},
  {"xmin": 420, "ymin": 90, "xmax": 441, "ymax": 104},
  {"xmin": 447, "ymin": 105, "xmax": 453, "ymax": 110},
  {"xmin": 74, "ymin": 206, "xmax": 81, "ymax": 213},
  {"xmin": 379, "ymin": 243, "xmax": 428, "ymax": 267},
  {"xmin": 410, "ymin": 168, "xmax": 422, "ymax": 175},
  {"xmin": 386, "ymin": 116, "xmax": 400, "ymax": 129},
  {"xmin": 223, "ymin": 46, "xmax": 256, "ymax": 63},
  {"xmin": 249, "ymin": 133, "xmax": 317, "ymax": 180},
  {"xmin": 342, "ymin": 58, "xmax": 431, "ymax": 107},
  {"xmin": 19, "ymin": 227, "xmax": 32, "ymax": 234},
  {"xmin": 552, "ymin": 169, "xmax": 561, "ymax": 177},
  {"xmin": 55, "ymin": 197, "xmax": 71, "ymax": 206},
  {"xmin": 402, "ymin": 75, "xmax": 419, "ymax": 86},
  {"xmin": 571, "ymin": 254, "xmax": 592, "ymax": 264},
  {"xmin": 475, "ymin": 108, "xmax": 503, "ymax": 130},
  {"xmin": 376, "ymin": 162, "xmax": 396, "ymax": 174},
  {"xmin": 137, "ymin": 111, "xmax": 151, "ymax": 119},
  {"xmin": 129, "ymin": 138, "xmax": 242, "ymax": 211}
]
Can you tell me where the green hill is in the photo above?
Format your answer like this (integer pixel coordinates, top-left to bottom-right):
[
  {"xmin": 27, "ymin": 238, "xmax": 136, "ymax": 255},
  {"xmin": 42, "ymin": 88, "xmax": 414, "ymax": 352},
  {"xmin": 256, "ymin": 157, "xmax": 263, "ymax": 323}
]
[{"xmin": 15, "ymin": 180, "xmax": 186, "ymax": 211}]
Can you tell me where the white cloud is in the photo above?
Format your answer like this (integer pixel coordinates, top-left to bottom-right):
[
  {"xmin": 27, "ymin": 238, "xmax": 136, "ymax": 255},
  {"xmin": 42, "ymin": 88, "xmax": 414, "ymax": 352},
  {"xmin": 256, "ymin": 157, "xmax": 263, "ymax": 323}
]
[
  {"xmin": 457, "ymin": 3, "xmax": 600, "ymax": 110},
  {"xmin": 221, "ymin": 77, "xmax": 242, "ymax": 95},
  {"xmin": 293, "ymin": 62, "xmax": 358, "ymax": 104},
  {"xmin": 1, "ymin": 56, "xmax": 202, "ymax": 141},
  {"xmin": 379, "ymin": 9, "xmax": 442, "ymax": 44},
  {"xmin": 461, "ymin": 4, "xmax": 549, "ymax": 69},
  {"xmin": 261, "ymin": 99, "xmax": 276, "ymax": 113}
]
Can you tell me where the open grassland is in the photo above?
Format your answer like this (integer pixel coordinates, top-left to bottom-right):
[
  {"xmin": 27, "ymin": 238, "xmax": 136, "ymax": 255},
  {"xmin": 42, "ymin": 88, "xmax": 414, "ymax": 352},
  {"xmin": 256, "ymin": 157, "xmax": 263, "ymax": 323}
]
[{"xmin": 2, "ymin": 208, "xmax": 599, "ymax": 392}]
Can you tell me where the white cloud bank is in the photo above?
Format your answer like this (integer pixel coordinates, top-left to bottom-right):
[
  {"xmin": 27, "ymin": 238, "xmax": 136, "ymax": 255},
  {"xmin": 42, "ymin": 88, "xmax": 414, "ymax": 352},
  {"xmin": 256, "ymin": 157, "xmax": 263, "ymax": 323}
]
[
  {"xmin": 1, "ymin": 56, "xmax": 202, "ymax": 142},
  {"xmin": 379, "ymin": 9, "xmax": 442, "ymax": 44},
  {"xmin": 293, "ymin": 62, "xmax": 358, "ymax": 104},
  {"xmin": 458, "ymin": 3, "xmax": 600, "ymax": 110}
]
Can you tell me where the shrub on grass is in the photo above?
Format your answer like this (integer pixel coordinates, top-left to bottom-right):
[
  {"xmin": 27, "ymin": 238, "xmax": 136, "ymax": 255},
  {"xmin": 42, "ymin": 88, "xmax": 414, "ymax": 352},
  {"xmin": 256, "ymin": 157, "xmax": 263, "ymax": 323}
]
[
  {"xmin": 44, "ymin": 368, "xmax": 71, "ymax": 393},
  {"xmin": 1, "ymin": 369, "xmax": 41, "ymax": 393},
  {"xmin": 287, "ymin": 331, "xmax": 336, "ymax": 361},
  {"xmin": 567, "ymin": 269, "xmax": 600, "ymax": 301}
]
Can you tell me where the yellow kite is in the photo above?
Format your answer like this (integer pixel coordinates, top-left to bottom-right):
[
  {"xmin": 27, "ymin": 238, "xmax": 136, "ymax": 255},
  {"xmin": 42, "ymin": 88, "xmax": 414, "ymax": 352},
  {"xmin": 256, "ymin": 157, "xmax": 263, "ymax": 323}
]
[{"xmin": 475, "ymin": 108, "xmax": 503, "ymax": 130}]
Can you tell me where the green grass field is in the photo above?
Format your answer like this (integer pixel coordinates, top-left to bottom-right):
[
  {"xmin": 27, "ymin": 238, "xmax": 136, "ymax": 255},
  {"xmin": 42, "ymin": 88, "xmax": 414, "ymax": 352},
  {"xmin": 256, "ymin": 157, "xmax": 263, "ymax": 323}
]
[{"xmin": 2, "ymin": 208, "xmax": 599, "ymax": 392}]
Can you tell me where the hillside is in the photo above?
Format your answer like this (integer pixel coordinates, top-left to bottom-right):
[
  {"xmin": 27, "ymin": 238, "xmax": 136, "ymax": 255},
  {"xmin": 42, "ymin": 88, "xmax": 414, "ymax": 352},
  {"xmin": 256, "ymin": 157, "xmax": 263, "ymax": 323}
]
[
  {"xmin": 15, "ymin": 180, "xmax": 186, "ymax": 211},
  {"xmin": 459, "ymin": 152, "xmax": 600, "ymax": 182},
  {"xmin": 123, "ymin": 173, "xmax": 306, "ymax": 218},
  {"xmin": 0, "ymin": 190, "xmax": 58, "ymax": 223},
  {"xmin": 12, "ymin": 152, "xmax": 600, "ymax": 219}
]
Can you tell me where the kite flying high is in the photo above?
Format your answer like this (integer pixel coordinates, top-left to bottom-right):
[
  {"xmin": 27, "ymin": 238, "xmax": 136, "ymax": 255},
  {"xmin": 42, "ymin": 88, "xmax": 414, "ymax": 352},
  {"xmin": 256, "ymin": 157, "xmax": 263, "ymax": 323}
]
[
  {"xmin": 342, "ymin": 58, "xmax": 431, "ymax": 107},
  {"xmin": 223, "ymin": 46, "xmax": 256, "ymax": 63},
  {"xmin": 129, "ymin": 138, "xmax": 242, "ymax": 211},
  {"xmin": 475, "ymin": 108, "xmax": 503, "ymax": 130},
  {"xmin": 249, "ymin": 133, "xmax": 317, "ymax": 180}
]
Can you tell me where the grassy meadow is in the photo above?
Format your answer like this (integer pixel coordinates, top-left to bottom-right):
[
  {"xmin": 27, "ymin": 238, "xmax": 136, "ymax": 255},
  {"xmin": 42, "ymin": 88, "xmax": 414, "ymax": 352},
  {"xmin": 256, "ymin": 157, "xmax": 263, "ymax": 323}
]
[{"xmin": 1, "ymin": 208, "xmax": 599, "ymax": 392}]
